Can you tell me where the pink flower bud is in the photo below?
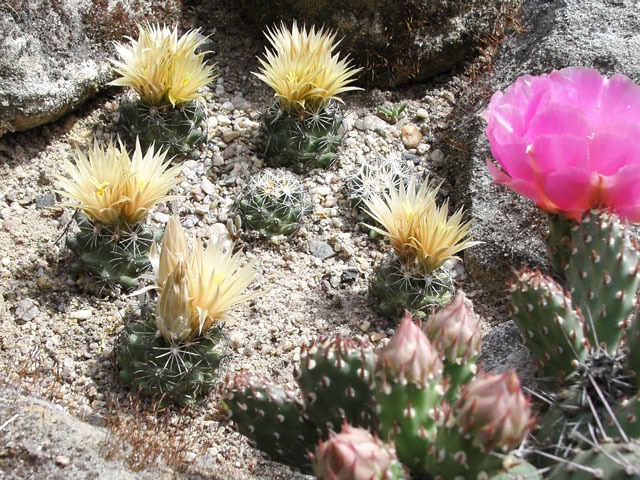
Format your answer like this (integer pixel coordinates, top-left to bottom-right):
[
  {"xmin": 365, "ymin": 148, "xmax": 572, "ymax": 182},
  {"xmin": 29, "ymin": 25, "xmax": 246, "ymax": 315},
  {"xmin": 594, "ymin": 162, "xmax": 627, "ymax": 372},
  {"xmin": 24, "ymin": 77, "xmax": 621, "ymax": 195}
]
[
  {"xmin": 378, "ymin": 313, "xmax": 443, "ymax": 387},
  {"xmin": 455, "ymin": 371, "xmax": 533, "ymax": 453},
  {"xmin": 425, "ymin": 292, "xmax": 482, "ymax": 364},
  {"xmin": 313, "ymin": 424, "xmax": 405, "ymax": 480}
]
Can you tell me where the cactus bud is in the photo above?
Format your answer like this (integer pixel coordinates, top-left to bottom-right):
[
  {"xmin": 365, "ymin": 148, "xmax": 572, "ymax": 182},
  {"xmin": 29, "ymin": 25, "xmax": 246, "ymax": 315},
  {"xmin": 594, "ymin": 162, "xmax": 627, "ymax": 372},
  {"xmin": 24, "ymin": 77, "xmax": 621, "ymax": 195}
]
[
  {"xmin": 312, "ymin": 423, "xmax": 408, "ymax": 480},
  {"xmin": 155, "ymin": 258, "xmax": 193, "ymax": 342},
  {"xmin": 378, "ymin": 313, "xmax": 443, "ymax": 387},
  {"xmin": 425, "ymin": 291, "xmax": 482, "ymax": 364},
  {"xmin": 455, "ymin": 371, "xmax": 533, "ymax": 453}
]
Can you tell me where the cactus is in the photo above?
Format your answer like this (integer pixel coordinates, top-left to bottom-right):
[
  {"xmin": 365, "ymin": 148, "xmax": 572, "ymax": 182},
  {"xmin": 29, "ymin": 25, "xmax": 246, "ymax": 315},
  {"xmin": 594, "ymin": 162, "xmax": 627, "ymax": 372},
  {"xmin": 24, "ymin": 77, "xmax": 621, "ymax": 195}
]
[
  {"xmin": 56, "ymin": 139, "xmax": 181, "ymax": 290},
  {"xmin": 66, "ymin": 212, "xmax": 155, "ymax": 289},
  {"xmin": 312, "ymin": 424, "xmax": 408, "ymax": 480},
  {"xmin": 223, "ymin": 297, "xmax": 533, "ymax": 479},
  {"xmin": 362, "ymin": 177, "xmax": 480, "ymax": 319},
  {"xmin": 116, "ymin": 98, "xmax": 208, "ymax": 160},
  {"xmin": 224, "ymin": 373, "xmax": 320, "ymax": 470},
  {"xmin": 369, "ymin": 257, "xmax": 454, "ymax": 319},
  {"xmin": 253, "ymin": 22, "xmax": 362, "ymax": 173},
  {"xmin": 235, "ymin": 169, "xmax": 312, "ymax": 238},
  {"xmin": 548, "ymin": 440, "xmax": 640, "ymax": 479},
  {"xmin": 294, "ymin": 336, "xmax": 378, "ymax": 433},
  {"xmin": 345, "ymin": 155, "xmax": 418, "ymax": 227},
  {"xmin": 109, "ymin": 24, "xmax": 216, "ymax": 160},
  {"xmin": 117, "ymin": 306, "xmax": 224, "ymax": 406},
  {"xmin": 117, "ymin": 217, "xmax": 256, "ymax": 405}
]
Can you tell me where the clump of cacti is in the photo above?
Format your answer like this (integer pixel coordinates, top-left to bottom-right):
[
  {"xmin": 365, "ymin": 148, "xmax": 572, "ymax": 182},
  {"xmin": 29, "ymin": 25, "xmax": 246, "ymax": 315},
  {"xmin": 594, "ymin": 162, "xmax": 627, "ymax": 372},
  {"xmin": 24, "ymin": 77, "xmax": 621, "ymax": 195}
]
[
  {"xmin": 509, "ymin": 210, "xmax": 640, "ymax": 469},
  {"xmin": 117, "ymin": 216, "xmax": 257, "ymax": 405},
  {"xmin": 110, "ymin": 23, "xmax": 216, "ymax": 160},
  {"xmin": 235, "ymin": 169, "xmax": 312, "ymax": 238},
  {"xmin": 56, "ymin": 139, "xmax": 181, "ymax": 290},
  {"xmin": 363, "ymin": 176, "xmax": 481, "ymax": 319},
  {"xmin": 224, "ymin": 293, "xmax": 537, "ymax": 478},
  {"xmin": 253, "ymin": 22, "xmax": 362, "ymax": 173}
]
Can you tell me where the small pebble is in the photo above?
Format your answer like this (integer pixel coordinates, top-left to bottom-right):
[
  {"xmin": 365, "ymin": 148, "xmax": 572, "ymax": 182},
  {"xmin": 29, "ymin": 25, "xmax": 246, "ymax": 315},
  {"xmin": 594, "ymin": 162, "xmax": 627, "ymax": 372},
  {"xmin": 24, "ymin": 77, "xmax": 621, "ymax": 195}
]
[
  {"xmin": 55, "ymin": 455, "xmax": 70, "ymax": 467},
  {"xmin": 70, "ymin": 309, "xmax": 92, "ymax": 321},
  {"xmin": 401, "ymin": 124, "xmax": 422, "ymax": 149}
]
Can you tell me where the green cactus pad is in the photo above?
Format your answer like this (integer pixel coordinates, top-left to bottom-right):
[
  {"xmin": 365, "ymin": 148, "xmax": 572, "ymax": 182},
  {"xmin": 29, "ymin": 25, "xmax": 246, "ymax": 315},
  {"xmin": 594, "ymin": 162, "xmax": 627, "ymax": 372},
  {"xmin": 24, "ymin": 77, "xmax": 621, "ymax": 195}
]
[
  {"xmin": 548, "ymin": 440, "xmax": 640, "ymax": 479},
  {"xmin": 624, "ymin": 310, "xmax": 640, "ymax": 389},
  {"xmin": 295, "ymin": 336, "xmax": 378, "ymax": 433},
  {"xmin": 370, "ymin": 257, "xmax": 454, "ymax": 320},
  {"xmin": 236, "ymin": 169, "xmax": 312, "ymax": 238},
  {"xmin": 565, "ymin": 210, "xmax": 640, "ymax": 354},
  {"xmin": 66, "ymin": 212, "xmax": 155, "ymax": 290},
  {"xmin": 261, "ymin": 100, "xmax": 346, "ymax": 173},
  {"xmin": 116, "ymin": 307, "xmax": 224, "ymax": 406},
  {"xmin": 510, "ymin": 269, "xmax": 588, "ymax": 380},
  {"xmin": 547, "ymin": 213, "xmax": 574, "ymax": 277},
  {"xmin": 117, "ymin": 98, "xmax": 208, "ymax": 160},
  {"xmin": 223, "ymin": 373, "xmax": 320, "ymax": 472}
]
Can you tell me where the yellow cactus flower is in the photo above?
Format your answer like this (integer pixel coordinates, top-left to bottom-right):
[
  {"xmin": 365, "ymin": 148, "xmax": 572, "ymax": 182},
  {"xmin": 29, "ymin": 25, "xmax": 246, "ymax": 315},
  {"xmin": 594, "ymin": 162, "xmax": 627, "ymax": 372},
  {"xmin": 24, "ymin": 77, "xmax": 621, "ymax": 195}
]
[
  {"xmin": 109, "ymin": 24, "xmax": 217, "ymax": 107},
  {"xmin": 155, "ymin": 216, "xmax": 257, "ymax": 342},
  {"xmin": 408, "ymin": 201, "xmax": 483, "ymax": 272},
  {"xmin": 363, "ymin": 177, "xmax": 441, "ymax": 260},
  {"xmin": 254, "ymin": 22, "xmax": 362, "ymax": 113},
  {"xmin": 56, "ymin": 139, "xmax": 182, "ymax": 226}
]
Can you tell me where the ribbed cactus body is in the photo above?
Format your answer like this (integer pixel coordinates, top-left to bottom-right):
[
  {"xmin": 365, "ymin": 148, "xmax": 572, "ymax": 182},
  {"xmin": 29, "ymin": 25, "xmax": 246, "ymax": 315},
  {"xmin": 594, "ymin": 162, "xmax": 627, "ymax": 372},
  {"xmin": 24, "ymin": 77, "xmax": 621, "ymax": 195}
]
[
  {"xmin": 566, "ymin": 211, "xmax": 640, "ymax": 354},
  {"xmin": 510, "ymin": 269, "xmax": 588, "ymax": 379},
  {"xmin": 224, "ymin": 374, "xmax": 320, "ymax": 472},
  {"xmin": 117, "ymin": 308, "xmax": 223, "ymax": 406},
  {"xmin": 117, "ymin": 99, "xmax": 207, "ymax": 160},
  {"xmin": 295, "ymin": 337, "xmax": 378, "ymax": 433},
  {"xmin": 236, "ymin": 169, "xmax": 312, "ymax": 238},
  {"xmin": 548, "ymin": 440, "xmax": 640, "ymax": 479},
  {"xmin": 370, "ymin": 257, "xmax": 453, "ymax": 319},
  {"xmin": 67, "ymin": 212, "xmax": 154, "ymax": 290},
  {"xmin": 261, "ymin": 100, "xmax": 346, "ymax": 173}
]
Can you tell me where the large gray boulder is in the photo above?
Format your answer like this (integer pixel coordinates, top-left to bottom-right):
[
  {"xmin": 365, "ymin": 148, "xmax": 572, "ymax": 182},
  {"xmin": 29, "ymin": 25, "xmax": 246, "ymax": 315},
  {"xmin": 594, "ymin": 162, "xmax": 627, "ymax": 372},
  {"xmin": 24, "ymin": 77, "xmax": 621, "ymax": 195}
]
[
  {"xmin": 225, "ymin": 0, "xmax": 521, "ymax": 88},
  {"xmin": 450, "ymin": 0, "xmax": 640, "ymax": 301},
  {"xmin": 0, "ymin": 0, "xmax": 180, "ymax": 138}
]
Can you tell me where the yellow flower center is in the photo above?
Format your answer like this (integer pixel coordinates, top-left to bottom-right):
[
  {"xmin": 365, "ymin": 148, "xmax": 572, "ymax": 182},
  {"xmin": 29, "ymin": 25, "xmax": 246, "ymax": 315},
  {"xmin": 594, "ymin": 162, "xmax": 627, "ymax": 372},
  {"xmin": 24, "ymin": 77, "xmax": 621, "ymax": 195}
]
[
  {"xmin": 286, "ymin": 71, "xmax": 298, "ymax": 83},
  {"xmin": 93, "ymin": 180, "xmax": 110, "ymax": 197}
]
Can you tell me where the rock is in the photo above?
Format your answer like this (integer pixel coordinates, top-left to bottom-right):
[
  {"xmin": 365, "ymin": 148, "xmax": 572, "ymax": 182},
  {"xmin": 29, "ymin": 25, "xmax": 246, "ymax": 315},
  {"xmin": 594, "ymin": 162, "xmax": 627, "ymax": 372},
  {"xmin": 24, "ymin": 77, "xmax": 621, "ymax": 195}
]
[
  {"xmin": 225, "ymin": 0, "xmax": 517, "ymax": 87},
  {"xmin": 0, "ymin": 0, "xmax": 180, "ymax": 137},
  {"xmin": 340, "ymin": 267, "xmax": 359, "ymax": 284},
  {"xmin": 400, "ymin": 124, "xmax": 422, "ymax": 149},
  {"xmin": 309, "ymin": 240, "xmax": 335, "ymax": 260},
  {"xmin": 15, "ymin": 298, "xmax": 39, "ymax": 322},
  {"xmin": 447, "ymin": 0, "xmax": 640, "ymax": 302}
]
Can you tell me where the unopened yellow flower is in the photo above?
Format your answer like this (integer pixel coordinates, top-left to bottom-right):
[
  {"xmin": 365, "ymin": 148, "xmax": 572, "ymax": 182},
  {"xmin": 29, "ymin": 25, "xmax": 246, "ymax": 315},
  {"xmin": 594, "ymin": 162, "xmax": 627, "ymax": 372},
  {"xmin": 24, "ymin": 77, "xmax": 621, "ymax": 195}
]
[
  {"xmin": 110, "ymin": 24, "xmax": 217, "ymax": 107},
  {"xmin": 409, "ymin": 201, "xmax": 482, "ymax": 272},
  {"xmin": 155, "ymin": 216, "xmax": 257, "ymax": 342},
  {"xmin": 363, "ymin": 177, "xmax": 440, "ymax": 259},
  {"xmin": 56, "ymin": 139, "xmax": 182, "ymax": 226},
  {"xmin": 254, "ymin": 22, "xmax": 362, "ymax": 113}
]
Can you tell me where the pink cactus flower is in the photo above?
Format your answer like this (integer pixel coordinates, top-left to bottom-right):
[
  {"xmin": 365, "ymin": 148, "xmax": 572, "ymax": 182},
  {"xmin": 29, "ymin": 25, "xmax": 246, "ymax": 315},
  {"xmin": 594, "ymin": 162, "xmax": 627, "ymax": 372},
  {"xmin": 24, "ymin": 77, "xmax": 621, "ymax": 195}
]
[{"xmin": 484, "ymin": 67, "xmax": 640, "ymax": 222}]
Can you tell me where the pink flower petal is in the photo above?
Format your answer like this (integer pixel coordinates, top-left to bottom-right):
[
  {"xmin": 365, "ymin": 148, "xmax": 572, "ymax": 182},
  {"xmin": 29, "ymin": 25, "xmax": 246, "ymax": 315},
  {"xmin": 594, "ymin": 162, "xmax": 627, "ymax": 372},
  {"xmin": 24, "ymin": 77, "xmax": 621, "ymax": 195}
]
[
  {"xmin": 487, "ymin": 141, "xmax": 534, "ymax": 180},
  {"xmin": 600, "ymin": 73, "xmax": 640, "ymax": 125},
  {"xmin": 601, "ymin": 164, "xmax": 640, "ymax": 221},
  {"xmin": 543, "ymin": 167, "xmax": 596, "ymax": 213},
  {"xmin": 527, "ymin": 104, "xmax": 592, "ymax": 138},
  {"xmin": 589, "ymin": 133, "xmax": 640, "ymax": 175},
  {"xmin": 529, "ymin": 134, "xmax": 590, "ymax": 172}
]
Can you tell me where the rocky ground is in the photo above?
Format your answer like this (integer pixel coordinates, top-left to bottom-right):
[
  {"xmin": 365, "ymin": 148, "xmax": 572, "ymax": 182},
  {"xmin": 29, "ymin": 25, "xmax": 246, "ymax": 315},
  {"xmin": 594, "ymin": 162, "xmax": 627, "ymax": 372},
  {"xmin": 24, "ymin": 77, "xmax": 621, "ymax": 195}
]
[{"xmin": 0, "ymin": 3, "xmax": 517, "ymax": 480}]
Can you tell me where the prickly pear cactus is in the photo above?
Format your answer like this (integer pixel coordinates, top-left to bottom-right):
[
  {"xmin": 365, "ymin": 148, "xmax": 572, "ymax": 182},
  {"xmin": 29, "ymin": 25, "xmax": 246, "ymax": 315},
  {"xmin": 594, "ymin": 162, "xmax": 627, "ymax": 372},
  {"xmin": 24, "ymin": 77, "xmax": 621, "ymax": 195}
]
[
  {"xmin": 117, "ymin": 98, "xmax": 208, "ymax": 160},
  {"xmin": 548, "ymin": 440, "xmax": 640, "ymax": 479},
  {"xmin": 66, "ymin": 212, "xmax": 155, "ymax": 290},
  {"xmin": 370, "ymin": 257, "xmax": 453, "ymax": 319},
  {"xmin": 224, "ymin": 373, "xmax": 320, "ymax": 472},
  {"xmin": 295, "ymin": 336, "xmax": 378, "ymax": 433},
  {"xmin": 261, "ymin": 100, "xmax": 346, "ymax": 173},
  {"xmin": 236, "ymin": 169, "xmax": 312, "ymax": 238},
  {"xmin": 117, "ymin": 306, "xmax": 224, "ymax": 406}
]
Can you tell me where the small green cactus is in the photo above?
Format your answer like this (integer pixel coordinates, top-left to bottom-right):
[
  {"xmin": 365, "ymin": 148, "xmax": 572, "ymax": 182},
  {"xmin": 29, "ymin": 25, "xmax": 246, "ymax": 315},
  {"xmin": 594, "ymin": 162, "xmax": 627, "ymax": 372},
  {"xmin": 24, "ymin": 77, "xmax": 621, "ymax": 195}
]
[
  {"xmin": 109, "ymin": 24, "xmax": 216, "ymax": 160},
  {"xmin": 548, "ymin": 440, "xmax": 640, "ymax": 479},
  {"xmin": 253, "ymin": 22, "xmax": 362, "ymax": 173},
  {"xmin": 236, "ymin": 169, "xmax": 312, "ymax": 238},
  {"xmin": 117, "ymin": 307, "xmax": 224, "ymax": 406},
  {"xmin": 369, "ymin": 257, "xmax": 453, "ymax": 319},
  {"xmin": 66, "ymin": 212, "xmax": 155, "ymax": 290},
  {"xmin": 116, "ymin": 98, "xmax": 208, "ymax": 160},
  {"xmin": 377, "ymin": 101, "xmax": 408, "ymax": 124}
]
